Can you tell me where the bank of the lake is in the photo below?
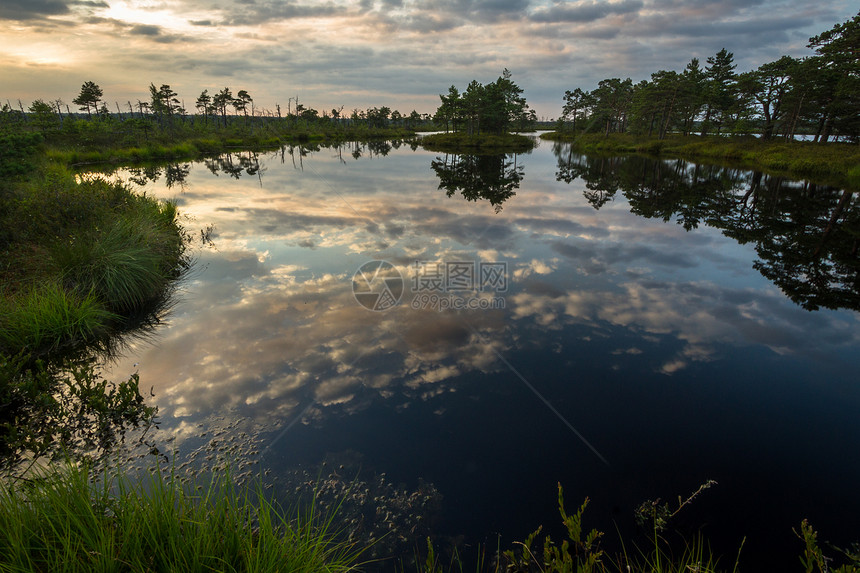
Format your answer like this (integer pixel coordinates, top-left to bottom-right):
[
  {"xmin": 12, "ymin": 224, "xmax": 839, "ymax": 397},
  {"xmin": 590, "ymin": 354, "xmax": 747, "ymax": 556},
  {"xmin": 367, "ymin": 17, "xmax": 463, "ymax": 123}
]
[
  {"xmin": 540, "ymin": 132, "xmax": 860, "ymax": 189},
  {"xmin": 3, "ymin": 461, "xmax": 856, "ymax": 572},
  {"xmin": 46, "ymin": 126, "xmax": 416, "ymax": 168},
  {"xmin": 1, "ymin": 135, "xmax": 190, "ymax": 466},
  {"xmin": 420, "ymin": 132, "xmax": 536, "ymax": 153},
  {"xmin": 0, "ymin": 161, "xmax": 187, "ymax": 361}
]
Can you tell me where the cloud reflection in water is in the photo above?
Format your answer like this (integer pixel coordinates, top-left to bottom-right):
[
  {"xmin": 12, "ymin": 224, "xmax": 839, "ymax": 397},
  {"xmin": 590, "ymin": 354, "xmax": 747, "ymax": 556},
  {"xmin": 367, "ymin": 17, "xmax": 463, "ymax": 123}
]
[{"xmin": 105, "ymin": 145, "xmax": 860, "ymax": 452}]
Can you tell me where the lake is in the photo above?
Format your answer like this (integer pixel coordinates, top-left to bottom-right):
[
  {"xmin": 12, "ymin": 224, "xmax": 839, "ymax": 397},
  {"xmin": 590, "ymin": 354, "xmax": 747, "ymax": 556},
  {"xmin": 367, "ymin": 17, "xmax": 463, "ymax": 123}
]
[{"xmin": 100, "ymin": 136, "xmax": 860, "ymax": 568}]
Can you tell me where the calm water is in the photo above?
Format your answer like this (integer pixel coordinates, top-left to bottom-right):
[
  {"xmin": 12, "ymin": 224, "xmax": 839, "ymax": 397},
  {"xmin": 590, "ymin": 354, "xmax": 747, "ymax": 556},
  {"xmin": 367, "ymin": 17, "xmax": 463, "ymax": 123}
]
[{"xmin": 102, "ymin": 138, "xmax": 860, "ymax": 567}]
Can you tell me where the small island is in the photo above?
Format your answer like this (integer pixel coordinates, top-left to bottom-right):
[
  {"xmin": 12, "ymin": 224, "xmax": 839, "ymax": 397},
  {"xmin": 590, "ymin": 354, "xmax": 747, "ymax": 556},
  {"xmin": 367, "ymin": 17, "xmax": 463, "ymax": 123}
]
[{"xmin": 420, "ymin": 69, "xmax": 538, "ymax": 153}]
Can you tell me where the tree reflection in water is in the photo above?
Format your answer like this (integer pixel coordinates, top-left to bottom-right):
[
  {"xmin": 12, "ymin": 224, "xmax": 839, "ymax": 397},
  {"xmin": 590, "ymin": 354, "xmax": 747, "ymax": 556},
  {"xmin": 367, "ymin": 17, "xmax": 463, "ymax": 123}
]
[
  {"xmin": 431, "ymin": 152, "xmax": 524, "ymax": 213},
  {"xmin": 552, "ymin": 141, "xmax": 860, "ymax": 311}
]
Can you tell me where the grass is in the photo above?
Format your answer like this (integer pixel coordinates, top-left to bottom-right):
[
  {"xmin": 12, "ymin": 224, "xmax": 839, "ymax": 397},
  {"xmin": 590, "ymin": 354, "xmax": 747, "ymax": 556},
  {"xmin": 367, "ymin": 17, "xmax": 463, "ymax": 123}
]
[
  {"xmin": 48, "ymin": 210, "xmax": 181, "ymax": 313},
  {"xmin": 1, "ymin": 140, "xmax": 188, "ymax": 466},
  {"xmin": 540, "ymin": 132, "xmax": 860, "ymax": 189},
  {"xmin": 1, "ymin": 463, "xmax": 855, "ymax": 573},
  {"xmin": 0, "ymin": 283, "xmax": 117, "ymax": 356},
  {"xmin": 0, "ymin": 164, "xmax": 187, "ymax": 360},
  {"xmin": 0, "ymin": 461, "xmax": 364, "ymax": 572},
  {"xmin": 420, "ymin": 132, "xmax": 536, "ymax": 153},
  {"xmin": 412, "ymin": 483, "xmax": 858, "ymax": 573}
]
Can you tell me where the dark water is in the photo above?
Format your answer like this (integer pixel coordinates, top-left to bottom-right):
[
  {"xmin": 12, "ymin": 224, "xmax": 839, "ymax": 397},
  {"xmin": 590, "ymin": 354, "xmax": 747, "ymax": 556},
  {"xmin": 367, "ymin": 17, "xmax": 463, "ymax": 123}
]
[{"xmin": 103, "ymin": 138, "xmax": 860, "ymax": 567}]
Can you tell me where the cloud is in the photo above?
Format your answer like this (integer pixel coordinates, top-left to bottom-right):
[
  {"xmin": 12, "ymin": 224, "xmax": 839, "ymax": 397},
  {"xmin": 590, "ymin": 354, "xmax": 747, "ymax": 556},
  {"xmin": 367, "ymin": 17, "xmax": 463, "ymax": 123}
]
[
  {"xmin": 0, "ymin": 0, "xmax": 109, "ymax": 21},
  {"xmin": 130, "ymin": 24, "xmax": 163, "ymax": 36},
  {"xmin": 0, "ymin": 0, "xmax": 70, "ymax": 21},
  {"xmin": 218, "ymin": 0, "xmax": 343, "ymax": 25},
  {"xmin": 648, "ymin": 0, "xmax": 767, "ymax": 18},
  {"xmin": 462, "ymin": 0, "xmax": 532, "ymax": 22},
  {"xmin": 548, "ymin": 238, "xmax": 700, "ymax": 274},
  {"xmin": 125, "ymin": 23, "xmax": 186, "ymax": 42},
  {"xmin": 508, "ymin": 276, "xmax": 858, "ymax": 375},
  {"xmin": 529, "ymin": 0, "xmax": 644, "ymax": 23}
]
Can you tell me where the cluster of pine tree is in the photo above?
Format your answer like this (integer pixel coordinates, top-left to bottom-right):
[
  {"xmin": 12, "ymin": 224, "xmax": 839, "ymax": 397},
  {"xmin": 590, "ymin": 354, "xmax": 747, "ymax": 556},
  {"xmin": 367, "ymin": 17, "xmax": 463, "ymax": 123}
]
[
  {"xmin": 557, "ymin": 11, "xmax": 859, "ymax": 142},
  {"xmin": 433, "ymin": 69, "xmax": 537, "ymax": 135}
]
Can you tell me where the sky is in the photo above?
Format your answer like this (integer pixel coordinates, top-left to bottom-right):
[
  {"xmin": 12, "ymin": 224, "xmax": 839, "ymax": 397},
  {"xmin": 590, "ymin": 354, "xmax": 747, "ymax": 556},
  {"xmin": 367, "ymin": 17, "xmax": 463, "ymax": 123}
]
[{"xmin": 1, "ymin": 0, "xmax": 856, "ymax": 119}]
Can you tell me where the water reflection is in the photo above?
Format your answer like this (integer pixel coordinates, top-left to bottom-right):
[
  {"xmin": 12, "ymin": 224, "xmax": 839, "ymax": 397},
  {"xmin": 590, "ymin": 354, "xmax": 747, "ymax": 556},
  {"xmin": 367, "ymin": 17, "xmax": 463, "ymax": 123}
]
[
  {"xmin": 431, "ymin": 153, "xmax": 524, "ymax": 213},
  {"xmin": 127, "ymin": 163, "xmax": 193, "ymax": 188},
  {"xmin": 102, "ymin": 142, "xmax": 860, "ymax": 568},
  {"xmin": 552, "ymin": 142, "xmax": 860, "ymax": 311},
  {"xmin": 107, "ymin": 144, "xmax": 860, "ymax": 435},
  {"xmin": 122, "ymin": 139, "xmax": 419, "ymax": 189}
]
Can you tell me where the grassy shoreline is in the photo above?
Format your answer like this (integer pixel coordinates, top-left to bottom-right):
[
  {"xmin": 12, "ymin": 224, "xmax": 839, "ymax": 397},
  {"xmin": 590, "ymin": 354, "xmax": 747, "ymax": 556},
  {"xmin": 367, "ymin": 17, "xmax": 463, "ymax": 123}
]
[
  {"xmin": 0, "ymin": 462, "xmax": 363, "ymax": 572},
  {"xmin": 3, "ymin": 462, "xmax": 857, "ymax": 572},
  {"xmin": 1, "ymin": 133, "xmax": 190, "ymax": 467},
  {"xmin": 0, "ymin": 161, "xmax": 188, "ymax": 361},
  {"xmin": 419, "ymin": 132, "xmax": 536, "ymax": 153},
  {"xmin": 540, "ymin": 132, "xmax": 860, "ymax": 189},
  {"xmin": 47, "ymin": 127, "xmax": 417, "ymax": 168}
]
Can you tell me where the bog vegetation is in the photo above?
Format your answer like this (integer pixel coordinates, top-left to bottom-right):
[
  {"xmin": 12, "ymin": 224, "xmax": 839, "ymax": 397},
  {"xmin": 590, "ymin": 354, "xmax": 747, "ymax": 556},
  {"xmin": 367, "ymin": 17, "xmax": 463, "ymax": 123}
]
[
  {"xmin": 2, "ymin": 81, "xmax": 431, "ymax": 169},
  {"xmin": 0, "ymin": 10, "xmax": 858, "ymax": 573},
  {"xmin": 549, "ymin": 11, "xmax": 859, "ymax": 143}
]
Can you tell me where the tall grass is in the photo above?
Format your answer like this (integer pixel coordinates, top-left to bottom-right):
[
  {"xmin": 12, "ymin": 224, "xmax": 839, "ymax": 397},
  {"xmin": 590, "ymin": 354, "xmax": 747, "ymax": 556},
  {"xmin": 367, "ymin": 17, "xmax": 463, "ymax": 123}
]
[
  {"xmin": 0, "ymin": 462, "xmax": 364, "ymax": 572},
  {"xmin": 1, "ymin": 165, "xmax": 187, "ymax": 358},
  {"xmin": 0, "ymin": 283, "xmax": 117, "ymax": 356},
  {"xmin": 49, "ymin": 214, "xmax": 179, "ymax": 313},
  {"xmin": 616, "ymin": 532, "xmax": 741, "ymax": 573}
]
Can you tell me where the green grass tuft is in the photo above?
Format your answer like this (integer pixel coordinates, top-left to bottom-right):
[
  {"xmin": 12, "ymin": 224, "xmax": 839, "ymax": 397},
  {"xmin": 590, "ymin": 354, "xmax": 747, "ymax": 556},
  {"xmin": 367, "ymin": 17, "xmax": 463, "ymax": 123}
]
[
  {"xmin": 0, "ymin": 462, "xmax": 365, "ymax": 572},
  {"xmin": 1, "ymin": 165, "xmax": 187, "ymax": 358},
  {"xmin": 0, "ymin": 283, "xmax": 117, "ymax": 356},
  {"xmin": 49, "ymin": 213, "xmax": 179, "ymax": 313}
]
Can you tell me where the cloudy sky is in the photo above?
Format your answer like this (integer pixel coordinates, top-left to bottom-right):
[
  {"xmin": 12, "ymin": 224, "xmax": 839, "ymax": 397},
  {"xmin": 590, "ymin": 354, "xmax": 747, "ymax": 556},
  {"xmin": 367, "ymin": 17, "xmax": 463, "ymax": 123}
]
[{"xmin": 1, "ymin": 0, "xmax": 855, "ymax": 119}]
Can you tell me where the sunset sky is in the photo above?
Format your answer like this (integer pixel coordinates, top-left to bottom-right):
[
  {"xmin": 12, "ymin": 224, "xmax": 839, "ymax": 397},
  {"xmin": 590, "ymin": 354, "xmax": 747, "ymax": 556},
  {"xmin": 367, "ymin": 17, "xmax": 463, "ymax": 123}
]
[{"xmin": 1, "ymin": 0, "xmax": 855, "ymax": 119}]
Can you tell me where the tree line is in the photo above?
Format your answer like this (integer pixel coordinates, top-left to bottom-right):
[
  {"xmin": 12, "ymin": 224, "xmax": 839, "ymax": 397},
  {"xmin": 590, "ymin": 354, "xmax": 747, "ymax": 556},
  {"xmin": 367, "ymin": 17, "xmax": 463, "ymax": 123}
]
[
  {"xmin": 2, "ymin": 81, "xmax": 435, "ymax": 134},
  {"xmin": 556, "ymin": 11, "xmax": 859, "ymax": 142}
]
